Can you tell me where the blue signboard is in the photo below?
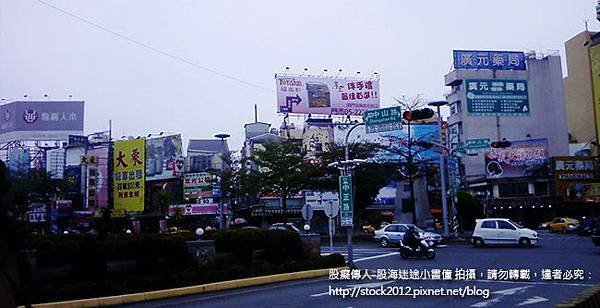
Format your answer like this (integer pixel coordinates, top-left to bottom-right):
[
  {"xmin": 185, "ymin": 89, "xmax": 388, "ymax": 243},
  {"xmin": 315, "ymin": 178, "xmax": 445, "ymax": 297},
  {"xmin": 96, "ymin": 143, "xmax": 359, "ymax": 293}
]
[
  {"xmin": 466, "ymin": 79, "xmax": 529, "ymax": 116},
  {"xmin": 453, "ymin": 50, "xmax": 526, "ymax": 71}
]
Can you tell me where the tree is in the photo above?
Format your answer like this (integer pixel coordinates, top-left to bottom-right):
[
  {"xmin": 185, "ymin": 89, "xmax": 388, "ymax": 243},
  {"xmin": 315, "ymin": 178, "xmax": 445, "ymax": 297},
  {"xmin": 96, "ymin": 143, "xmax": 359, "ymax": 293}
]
[
  {"xmin": 456, "ymin": 190, "xmax": 483, "ymax": 231},
  {"xmin": 243, "ymin": 141, "xmax": 318, "ymax": 222}
]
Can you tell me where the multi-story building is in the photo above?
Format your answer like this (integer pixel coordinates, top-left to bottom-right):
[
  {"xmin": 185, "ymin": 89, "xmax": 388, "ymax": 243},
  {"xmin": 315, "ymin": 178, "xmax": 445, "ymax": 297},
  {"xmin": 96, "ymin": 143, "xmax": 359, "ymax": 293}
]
[
  {"xmin": 563, "ymin": 30, "xmax": 600, "ymax": 155},
  {"xmin": 444, "ymin": 50, "xmax": 570, "ymax": 227}
]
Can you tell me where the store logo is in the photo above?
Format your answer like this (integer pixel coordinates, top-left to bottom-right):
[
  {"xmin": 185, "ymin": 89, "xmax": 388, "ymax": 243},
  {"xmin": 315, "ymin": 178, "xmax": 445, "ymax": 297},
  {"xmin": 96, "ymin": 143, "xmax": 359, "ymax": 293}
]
[{"xmin": 23, "ymin": 109, "xmax": 38, "ymax": 123}]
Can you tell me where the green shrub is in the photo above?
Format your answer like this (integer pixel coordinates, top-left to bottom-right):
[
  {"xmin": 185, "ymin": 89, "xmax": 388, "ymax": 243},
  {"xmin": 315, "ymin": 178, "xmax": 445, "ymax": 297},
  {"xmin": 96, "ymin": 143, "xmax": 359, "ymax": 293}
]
[
  {"xmin": 264, "ymin": 230, "xmax": 302, "ymax": 264},
  {"xmin": 73, "ymin": 235, "xmax": 106, "ymax": 280}
]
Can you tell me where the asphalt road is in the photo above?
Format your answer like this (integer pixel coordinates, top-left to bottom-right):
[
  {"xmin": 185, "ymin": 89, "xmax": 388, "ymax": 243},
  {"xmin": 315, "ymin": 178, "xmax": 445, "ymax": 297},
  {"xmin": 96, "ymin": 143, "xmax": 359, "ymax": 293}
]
[{"xmin": 127, "ymin": 231, "xmax": 599, "ymax": 308}]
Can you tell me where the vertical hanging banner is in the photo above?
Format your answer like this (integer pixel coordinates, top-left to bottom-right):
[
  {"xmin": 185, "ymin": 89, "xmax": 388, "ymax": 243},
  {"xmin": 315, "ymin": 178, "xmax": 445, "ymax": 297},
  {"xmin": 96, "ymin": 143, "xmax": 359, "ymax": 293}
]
[
  {"xmin": 339, "ymin": 176, "xmax": 353, "ymax": 227},
  {"xmin": 113, "ymin": 139, "xmax": 145, "ymax": 212}
]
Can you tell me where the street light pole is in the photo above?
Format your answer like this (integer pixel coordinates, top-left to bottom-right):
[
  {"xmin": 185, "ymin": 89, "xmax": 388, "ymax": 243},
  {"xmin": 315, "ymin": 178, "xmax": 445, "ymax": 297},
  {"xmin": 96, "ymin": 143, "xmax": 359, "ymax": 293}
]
[
  {"xmin": 428, "ymin": 101, "xmax": 450, "ymax": 238},
  {"xmin": 339, "ymin": 122, "xmax": 365, "ymax": 269},
  {"xmin": 215, "ymin": 133, "xmax": 230, "ymax": 230}
]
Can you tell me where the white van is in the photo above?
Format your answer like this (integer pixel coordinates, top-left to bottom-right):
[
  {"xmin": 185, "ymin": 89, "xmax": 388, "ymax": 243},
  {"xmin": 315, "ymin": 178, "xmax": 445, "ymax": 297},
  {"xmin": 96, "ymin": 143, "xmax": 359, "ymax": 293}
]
[{"xmin": 472, "ymin": 218, "xmax": 538, "ymax": 247}]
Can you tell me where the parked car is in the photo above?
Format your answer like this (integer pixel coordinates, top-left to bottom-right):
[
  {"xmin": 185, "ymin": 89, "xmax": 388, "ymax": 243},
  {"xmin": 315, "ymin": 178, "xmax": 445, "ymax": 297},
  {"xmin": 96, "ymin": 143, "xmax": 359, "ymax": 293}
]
[
  {"xmin": 373, "ymin": 224, "xmax": 443, "ymax": 247},
  {"xmin": 545, "ymin": 217, "xmax": 580, "ymax": 233},
  {"xmin": 362, "ymin": 221, "xmax": 392, "ymax": 234},
  {"xmin": 472, "ymin": 218, "xmax": 538, "ymax": 247},
  {"xmin": 268, "ymin": 223, "xmax": 301, "ymax": 233}
]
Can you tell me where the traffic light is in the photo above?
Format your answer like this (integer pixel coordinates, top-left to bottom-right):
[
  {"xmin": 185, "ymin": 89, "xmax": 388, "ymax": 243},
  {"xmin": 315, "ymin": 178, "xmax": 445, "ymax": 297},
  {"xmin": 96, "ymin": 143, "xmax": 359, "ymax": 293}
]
[
  {"xmin": 403, "ymin": 108, "xmax": 435, "ymax": 122},
  {"xmin": 491, "ymin": 140, "xmax": 512, "ymax": 148}
]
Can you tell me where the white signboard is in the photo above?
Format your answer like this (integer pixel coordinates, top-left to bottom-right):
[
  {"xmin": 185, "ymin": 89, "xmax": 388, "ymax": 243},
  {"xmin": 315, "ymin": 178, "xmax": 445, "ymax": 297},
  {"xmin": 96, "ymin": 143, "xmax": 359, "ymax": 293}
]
[
  {"xmin": 276, "ymin": 75, "xmax": 380, "ymax": 116},
  {"xmin": 305, "ymin": 191, "xmax": 339, "ymax": 211}
]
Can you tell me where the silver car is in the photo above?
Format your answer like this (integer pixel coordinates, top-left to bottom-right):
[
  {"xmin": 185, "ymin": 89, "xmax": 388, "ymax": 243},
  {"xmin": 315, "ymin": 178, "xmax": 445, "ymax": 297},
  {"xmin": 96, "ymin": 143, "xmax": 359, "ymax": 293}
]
[{"xmin": 373, "ymin": 223, "xmax": 443, "ymax": 247}]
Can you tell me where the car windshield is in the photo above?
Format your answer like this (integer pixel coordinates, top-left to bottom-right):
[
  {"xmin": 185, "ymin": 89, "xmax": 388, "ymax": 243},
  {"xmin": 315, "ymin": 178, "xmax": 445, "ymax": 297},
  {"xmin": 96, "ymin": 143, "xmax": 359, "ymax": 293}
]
[{"xmin": 508, "ymin": 220, "xmax": 524, "ymax": 228}]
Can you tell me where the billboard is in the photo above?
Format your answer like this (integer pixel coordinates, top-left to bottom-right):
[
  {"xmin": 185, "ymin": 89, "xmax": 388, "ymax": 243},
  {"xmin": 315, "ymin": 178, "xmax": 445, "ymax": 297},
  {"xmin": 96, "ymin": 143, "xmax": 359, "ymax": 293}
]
[
  {"xmin": 145, "ymin": 134, "xmax": 183, "ymax": 181},
  {"xmin": 0, "ymin": 101, "xmax": 84, "ymax": 143},
  {"xmin": 453, "ymin": 50, "xmax": 526, "ymax": 70},
  {"xmin": 553, "ymin": 157, "xmax": 596, "ymax": 199},
  {"xmin": 590, "ymin": 44, "xmax": 600, "ymax": 145},
  {"xmin": 86, "ymin": 147, "xmax": 109, "ymax": 209},
  {"xmin": 334, "ymin": 124, "xmax": 440, "ymax": 162},
  {"xmin": 113, "ymin": 139, "xmax": 145, "ymax": 212},
  {"xmin": 276, "ymin": 75, "xmax": 380, "ymax": 115},
  {"xmin": 466, "ymin": 79, "xmax": 529, "ymax": 116},
  {"xmin": 484, "ymin": 138, "xmax": 549, "ymax": 179},
  {"xmin": 183, "ymin": 172, "xmax": 213, "ymax": 198}
]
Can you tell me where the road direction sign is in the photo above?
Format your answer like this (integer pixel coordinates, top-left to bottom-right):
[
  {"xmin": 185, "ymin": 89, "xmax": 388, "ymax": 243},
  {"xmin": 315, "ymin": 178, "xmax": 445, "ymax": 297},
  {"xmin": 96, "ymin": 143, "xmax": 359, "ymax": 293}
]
[
  {"xmin": 301, "ymin": 204, "xmax": 313, "ymax": 221},
  {"xmin": 364, "ymin": 106, "xmax": 403, "ymax": 134},
  {"xmin": 465, "ymin": 138, "xmax": 491, "ymax": 150},
  {"xmin": 324, "ymin": 201, "xmax": 340, "ymax": 218},
  {"xmin": 339, "ymin": 176, "xmax": 353, "ymax": 227}
]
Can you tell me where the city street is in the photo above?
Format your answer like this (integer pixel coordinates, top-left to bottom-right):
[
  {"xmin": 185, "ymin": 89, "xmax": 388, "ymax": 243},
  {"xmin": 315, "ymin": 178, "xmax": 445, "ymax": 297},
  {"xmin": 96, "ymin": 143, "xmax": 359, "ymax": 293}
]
[{"xmin": 127, "ymin": 231, "xmax": 599, "ymax": 307}]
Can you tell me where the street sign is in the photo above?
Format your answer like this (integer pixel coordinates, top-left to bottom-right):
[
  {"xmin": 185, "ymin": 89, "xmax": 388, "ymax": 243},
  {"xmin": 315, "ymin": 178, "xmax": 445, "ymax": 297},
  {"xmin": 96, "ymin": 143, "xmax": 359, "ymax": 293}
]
[
  {"xmin": 29, "ymin": 212, "xmax": 46, "ymax": 223},
  {"xmin": 465, "ymin": 138, "xmax": 491, "ymax": 150},
  {"xmin": 301, "ymin": 204, "xmax": 313, "ymax": 221},
  {"xmin": 339, "ymin": 176, "xmax": 353, "ymax": 227},
  {"xmin": 364, "ymin": 106, "xmax": 403, "ymax": 134},
  {"xmin": 324, "ymin": 201, "xmax": 340, "ymax": 218}
]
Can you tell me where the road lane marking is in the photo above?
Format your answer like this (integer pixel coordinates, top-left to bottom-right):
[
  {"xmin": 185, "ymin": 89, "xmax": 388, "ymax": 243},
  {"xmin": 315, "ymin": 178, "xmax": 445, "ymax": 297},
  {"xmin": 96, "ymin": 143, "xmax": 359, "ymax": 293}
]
[
  {"xmin": 516, "ymin": 296, "xmax": 549, "ymax": 306},
  {"xmin": 471, "ymin": 286, "xmax": 532, "ymax": 307},
  {"xmin": 354, "ymin": 252, "xmax": 399, "ymax": 262}
]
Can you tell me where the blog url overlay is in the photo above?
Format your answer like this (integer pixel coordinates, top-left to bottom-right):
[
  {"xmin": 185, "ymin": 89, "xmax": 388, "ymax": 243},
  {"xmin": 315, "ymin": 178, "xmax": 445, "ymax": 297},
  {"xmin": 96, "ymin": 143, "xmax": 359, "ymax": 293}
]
[{"xmin": 329, "ymin": 285, "xmax": 490, "ymax": 299}]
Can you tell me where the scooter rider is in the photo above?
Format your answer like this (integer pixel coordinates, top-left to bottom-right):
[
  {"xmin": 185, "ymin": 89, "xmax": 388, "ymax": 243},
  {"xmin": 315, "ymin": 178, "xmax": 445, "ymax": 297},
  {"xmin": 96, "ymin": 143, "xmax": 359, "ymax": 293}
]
[{"xmin": 403, "ymin": 225, "xmax": 423, "ymax": 251}]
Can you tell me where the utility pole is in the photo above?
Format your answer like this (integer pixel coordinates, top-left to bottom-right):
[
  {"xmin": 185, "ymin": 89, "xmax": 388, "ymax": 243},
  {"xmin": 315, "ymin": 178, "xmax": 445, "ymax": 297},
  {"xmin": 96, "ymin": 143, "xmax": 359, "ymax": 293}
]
[{"xmin": 428, "ymin": 101, "xmax": 450, "ymax": 238}]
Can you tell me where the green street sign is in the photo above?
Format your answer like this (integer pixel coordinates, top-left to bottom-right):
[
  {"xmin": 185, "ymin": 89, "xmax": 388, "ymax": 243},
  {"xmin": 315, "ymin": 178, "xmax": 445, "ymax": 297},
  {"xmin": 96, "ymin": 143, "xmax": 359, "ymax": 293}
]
[
  {"xmin": 339, "ymin": 176, "xmax": 353, "ymax": 227},
  {"xmin": 363, "ymin": 106, "xmax": 403, "ymax": 134},
  {"xmin": 465, "ymin": 138, "xmax": 491, "ymax": 150}
]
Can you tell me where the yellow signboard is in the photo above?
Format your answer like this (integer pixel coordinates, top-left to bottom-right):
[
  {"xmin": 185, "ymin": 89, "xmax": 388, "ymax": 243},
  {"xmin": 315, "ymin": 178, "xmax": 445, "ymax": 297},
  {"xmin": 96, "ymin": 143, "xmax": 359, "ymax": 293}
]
[
  {"xmin": 113, "ymin": 139, "xmax": 145, "ymax": 212},
  {"xmin": 589, "ymin": 44, "xmax": 600, "ymax": 145}
]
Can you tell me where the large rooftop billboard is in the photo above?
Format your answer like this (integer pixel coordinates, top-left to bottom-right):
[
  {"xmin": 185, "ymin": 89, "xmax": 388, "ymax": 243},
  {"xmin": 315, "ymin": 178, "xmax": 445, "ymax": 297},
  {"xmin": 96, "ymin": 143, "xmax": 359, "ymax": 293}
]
[
  {"xmin": 276, "ymin": 75, "xmax": 380, "ymax": 116},
  {"xmin": 0, "ymin": 101, "xmax": 84, "ymax": 142}
]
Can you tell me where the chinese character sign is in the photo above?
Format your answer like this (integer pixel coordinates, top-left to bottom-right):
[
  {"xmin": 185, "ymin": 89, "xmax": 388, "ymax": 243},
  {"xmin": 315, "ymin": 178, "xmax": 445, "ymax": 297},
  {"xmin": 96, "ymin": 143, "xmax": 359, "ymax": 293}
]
[
  {"xmin": 0, "ymin": 101, "xmax": 84, "ymax": 143},
  {"xmin": 484, "ymin": 139, "xmax": 549, "ymax": 179},
  {"xmin": 466, "ymin": 79, "xmax": 529, "ymax": 116},
  {"xmin": 339, "ymin": 176, "xmax": 353, "ymax": 227},
  {"xmin": 183, "ymin": 172, "xmax": 213, "ymax": 198},
  {"xmin": 276, "ymin": 75, "xmax": 380, "ymax": 116},
  {"xmin": 453, "ymin": 50, "xmax": 526, "ymax": 70},
  {"xmin": 113, "ymin": 139, "xmax": 145, "ymax": 212}
]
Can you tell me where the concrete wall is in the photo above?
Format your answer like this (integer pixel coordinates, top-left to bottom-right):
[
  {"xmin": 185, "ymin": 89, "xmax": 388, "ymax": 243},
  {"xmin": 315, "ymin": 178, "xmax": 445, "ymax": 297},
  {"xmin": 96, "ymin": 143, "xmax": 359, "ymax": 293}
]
[{"xmin": 563, "ymin": 31, "xmax": 597, "ymax": 144}]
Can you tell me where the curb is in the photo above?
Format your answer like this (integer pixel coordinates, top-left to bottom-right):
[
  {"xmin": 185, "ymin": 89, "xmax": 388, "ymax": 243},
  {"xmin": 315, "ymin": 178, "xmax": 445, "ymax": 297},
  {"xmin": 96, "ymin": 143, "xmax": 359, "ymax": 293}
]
[
  {"xmin": 555, "ymin": 284, "xmax": 600, "ymax": 308},
  {"xmin": 29, "ymin": 267, "xmax": 344, "ymax": 308}
]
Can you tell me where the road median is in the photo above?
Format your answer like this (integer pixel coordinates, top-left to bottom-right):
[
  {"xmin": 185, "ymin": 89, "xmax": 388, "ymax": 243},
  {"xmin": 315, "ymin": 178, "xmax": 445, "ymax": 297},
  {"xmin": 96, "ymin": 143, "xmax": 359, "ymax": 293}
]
[{"xmin": 28, "ymin": 267, "xmax": 346, "ymax": 308}]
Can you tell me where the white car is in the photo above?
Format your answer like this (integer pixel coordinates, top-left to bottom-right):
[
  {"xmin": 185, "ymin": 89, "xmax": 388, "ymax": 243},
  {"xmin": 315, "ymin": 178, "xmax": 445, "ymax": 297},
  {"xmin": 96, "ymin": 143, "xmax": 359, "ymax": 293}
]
[
  {"xmin": 373, "ymin": 224, "xmax": 443, "ymax": 247},
  {"xmin": 472, "ymin": 218, "xmax": 538, "ymax": 247}
]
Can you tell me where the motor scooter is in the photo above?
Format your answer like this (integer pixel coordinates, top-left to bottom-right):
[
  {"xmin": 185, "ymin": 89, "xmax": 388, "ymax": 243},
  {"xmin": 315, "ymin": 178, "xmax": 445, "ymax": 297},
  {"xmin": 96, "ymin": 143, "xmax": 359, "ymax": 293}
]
[{"xmin": 399, "ymin": 239, "xmax": 435, "ymax": 259}]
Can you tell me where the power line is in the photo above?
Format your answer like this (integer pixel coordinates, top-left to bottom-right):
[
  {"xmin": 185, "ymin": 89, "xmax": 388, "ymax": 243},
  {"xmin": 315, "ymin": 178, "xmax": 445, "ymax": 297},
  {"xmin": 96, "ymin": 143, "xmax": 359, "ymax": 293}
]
[{"xmin": 32, "ymin": 0, "xmax": 274, "ymax": 93}]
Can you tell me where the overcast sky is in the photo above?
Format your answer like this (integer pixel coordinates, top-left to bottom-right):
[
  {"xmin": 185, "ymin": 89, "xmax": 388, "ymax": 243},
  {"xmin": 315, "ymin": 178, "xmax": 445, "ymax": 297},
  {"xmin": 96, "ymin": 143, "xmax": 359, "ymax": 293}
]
[{"xmin": 1, "ymin": 0, "xmax": 598, "ymax": 150}]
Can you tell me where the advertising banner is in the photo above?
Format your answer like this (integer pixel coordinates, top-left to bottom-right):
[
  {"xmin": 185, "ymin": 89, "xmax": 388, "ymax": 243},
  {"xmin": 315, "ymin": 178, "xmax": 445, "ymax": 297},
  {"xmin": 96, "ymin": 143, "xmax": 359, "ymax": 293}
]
[
  {"xmin": 334, "ymin": 124, "xmax": 440, "ymax": 162},
  {"xmin": 466, "ymin": 79, "xmax": 529, "ymax": 116},
  {"xmin": 145, "ymin": 134, "xmax": 183, "ymax": 181},
  {"xmin": 0, "ymin": 101, "xmax": 84, "ymax": 142},
  {"xmin": 113, "ymin": 139, "xmax": 145, "ymax": 212},
  {"xmin": 167, "ymin": 203, "xmax": 230, "ymax": 216},
  {"xmin": 453, "ymin": 50, "xmax": 526, "ymax": 70},
  {"xmin": 87, "ymin": 147, "xmax": 109, "ymax": 209},
  {"xmin": 484, "ymin": 138, "xmax": 549, "ymax": 179},
  {"xmin": 183, "ymin": 172, "xmax": 213, "ymax": 198},
  {"xmin": 590, "ymin": 44, "xmax": 600, "ymax": 144},
  {"xmin": 276, "ymin": 75, "xmax": 380, "ymax": 115}
]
